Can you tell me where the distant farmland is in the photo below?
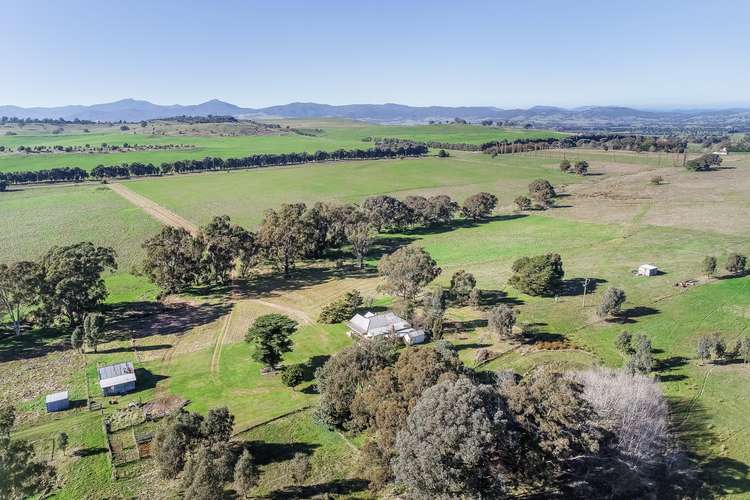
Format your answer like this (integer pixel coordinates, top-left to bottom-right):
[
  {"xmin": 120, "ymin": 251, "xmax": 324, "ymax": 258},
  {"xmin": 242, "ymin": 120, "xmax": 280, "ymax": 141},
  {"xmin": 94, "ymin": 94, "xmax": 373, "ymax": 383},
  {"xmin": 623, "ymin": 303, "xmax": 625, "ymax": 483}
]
[{"xmin": 0, "ymin": 119, "xmax": 566, "ymax": 173}]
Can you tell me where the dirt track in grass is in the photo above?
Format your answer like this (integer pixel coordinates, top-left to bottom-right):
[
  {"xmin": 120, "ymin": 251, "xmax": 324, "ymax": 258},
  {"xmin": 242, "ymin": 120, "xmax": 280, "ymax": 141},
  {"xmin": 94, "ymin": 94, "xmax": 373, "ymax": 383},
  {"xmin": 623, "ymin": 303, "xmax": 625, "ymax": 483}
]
[{"xmin": 108, "ymin": 182, "xmax": 199, "ymax": 235}]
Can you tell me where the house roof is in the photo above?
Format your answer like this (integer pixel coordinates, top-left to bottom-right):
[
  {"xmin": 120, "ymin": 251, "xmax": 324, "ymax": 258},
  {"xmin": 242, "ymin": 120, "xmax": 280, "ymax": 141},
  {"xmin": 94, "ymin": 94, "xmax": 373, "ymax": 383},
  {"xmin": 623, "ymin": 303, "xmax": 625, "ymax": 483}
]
[
  {"xmin": 98, "ymin": 362, "xmax": 135, "ymax": 382},
  {"xmin": 45, "ymin": 391, "xmax": 69, "ymax": 403},
  {"xmin": 99, "ymin": 373, "xmax": 137, "ymax": 389},
  {"xmin": 346, "ymin": 311, "xmax": 410, "ymax": 335},
  {"xmin": 398, "ymin": 328, "xmax": 425, "ymax": 339}
]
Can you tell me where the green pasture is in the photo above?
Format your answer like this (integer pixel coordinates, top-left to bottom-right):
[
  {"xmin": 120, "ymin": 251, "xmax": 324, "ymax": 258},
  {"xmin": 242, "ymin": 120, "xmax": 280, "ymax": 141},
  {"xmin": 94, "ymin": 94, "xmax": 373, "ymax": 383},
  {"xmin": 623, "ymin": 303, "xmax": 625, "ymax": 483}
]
[
  {"xmin": 0, "ymin": 120, "xmax": 564, "ymax": 173},
  {"xmin": 158, "ymin": 322, "xmax": 352, "ymax": 430},
  {"xmin": 123, "ymin": 151, "xmax": 580, "ymax": 227},
  {"xmin": 0, "ymin": 184, "xmax": 161, "ymax": 301}
]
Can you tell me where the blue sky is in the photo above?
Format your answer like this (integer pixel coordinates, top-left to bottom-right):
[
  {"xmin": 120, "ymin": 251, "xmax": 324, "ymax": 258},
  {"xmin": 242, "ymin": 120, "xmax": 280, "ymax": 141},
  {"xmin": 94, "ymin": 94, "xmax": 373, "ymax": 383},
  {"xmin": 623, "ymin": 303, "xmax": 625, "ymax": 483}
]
[{"xmin": 3, "ymin": 0, "xmax": 749, "ymax": 109}]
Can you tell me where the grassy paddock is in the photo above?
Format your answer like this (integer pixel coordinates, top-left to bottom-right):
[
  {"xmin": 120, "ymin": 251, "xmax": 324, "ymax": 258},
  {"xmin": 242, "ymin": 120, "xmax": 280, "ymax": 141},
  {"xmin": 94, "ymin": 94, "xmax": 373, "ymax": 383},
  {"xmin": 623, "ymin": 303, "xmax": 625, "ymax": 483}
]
[
  {"xmin": 0, "ymin": 120, "xmax": 565, "ymax": 173},
  {"xmin": 123, "ymin": 151, "xmax": 580, "ymax": 227}
]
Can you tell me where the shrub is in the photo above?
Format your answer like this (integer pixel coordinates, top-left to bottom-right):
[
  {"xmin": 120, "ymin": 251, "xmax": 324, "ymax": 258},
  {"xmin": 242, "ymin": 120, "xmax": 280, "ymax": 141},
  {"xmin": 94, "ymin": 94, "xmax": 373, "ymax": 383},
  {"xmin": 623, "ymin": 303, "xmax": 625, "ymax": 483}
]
[
  {"xmin": 615, "ymin": 331, "xmax": 632, "ymax": 353},
  {"xmin": 318, "ymin": 290, "xmax": 363, "ymax": 323},
  {"xmin": 597, "ymin": 287, "xmax": 626, "ymax": 318},
  {"xmin": 281, "ymin": 363, "xmax": 305, "ymax": 390},
  {"xmin": 685, "ymin": 153, "xmax": 721, "ymax": 171},
  {"xmin": 573, "ymin": 160, "xmax": 589, "ymax": 175},
  {"xmin": 726, "ymin": 253, "xmax": 747, "ymax": 275},
  {"xmin": 514, "ymin": 195, "xmax": 532, "ymax": 211},
  {"xmin": 487, "ymin": 305, "xmax": 518, "ymax": 339},
  {"xmin": 449, "ymin": 270, "xmax": 476, "ymax": 304},
  {"xmin": 702, "ymin": 256, "xmax": 717, "ymax": 277}
]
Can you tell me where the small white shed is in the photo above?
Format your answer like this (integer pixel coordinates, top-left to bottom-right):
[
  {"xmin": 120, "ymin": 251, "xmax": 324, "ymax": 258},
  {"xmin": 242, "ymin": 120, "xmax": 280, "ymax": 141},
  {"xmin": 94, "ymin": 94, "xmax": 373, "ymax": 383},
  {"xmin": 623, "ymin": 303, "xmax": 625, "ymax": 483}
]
[
  {"xmin": 637, "ymin": 264, "xmax": 659, "ymax": 276},
  {"xmin": 45, "ymin": 391, "xmax": 70, "ymax": 412}
]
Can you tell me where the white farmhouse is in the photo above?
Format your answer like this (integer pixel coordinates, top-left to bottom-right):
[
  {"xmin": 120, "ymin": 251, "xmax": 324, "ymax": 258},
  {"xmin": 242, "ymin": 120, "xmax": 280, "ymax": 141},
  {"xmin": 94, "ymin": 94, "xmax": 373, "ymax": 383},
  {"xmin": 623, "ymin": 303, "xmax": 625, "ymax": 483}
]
[{"xmin": 346, "ymin": 311, "xmax": 426, "ymax": 345}]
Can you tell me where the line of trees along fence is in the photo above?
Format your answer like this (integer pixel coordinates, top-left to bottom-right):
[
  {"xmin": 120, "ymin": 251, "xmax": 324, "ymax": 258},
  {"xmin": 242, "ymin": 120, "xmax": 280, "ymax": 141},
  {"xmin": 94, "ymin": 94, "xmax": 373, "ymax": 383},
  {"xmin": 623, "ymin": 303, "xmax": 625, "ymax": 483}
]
[
  {"xmin": 0, "ymin": 144, "xmax": 429, "ymax": 185},
  {"xmin": 379, "ymin": 133, "xmax": 688, "ymax": 155}
]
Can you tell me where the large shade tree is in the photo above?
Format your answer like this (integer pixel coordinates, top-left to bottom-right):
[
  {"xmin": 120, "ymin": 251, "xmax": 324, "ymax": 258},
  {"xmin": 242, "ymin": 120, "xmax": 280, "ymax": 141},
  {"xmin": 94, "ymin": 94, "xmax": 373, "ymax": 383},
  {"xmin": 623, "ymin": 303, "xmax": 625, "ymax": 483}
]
[
  {"xmin": 362, "ymin": 195, "xmax": 412, "ymax": 232},
  {"xmin": 37, "ymin": 242, "xmax": 117, "ymax": 327},
  {"xmin": 245, "ymin": 314, "xmax": 298, "ymax": 369},
  {"xmin": 345, "ymin": 210, "xmax": 375, "ymax": 269},
  {"xmin": 258, "ymin": 203, "xmax": 314, "ymax": 277},
  {"xmin": 377, "ymin": 246, "xmax": 441, "ymax": 301},
  {"xmin": 508, "ymin": 253, "xmax": 564, "ymax": 297},
  {"xmin": 198, "ymin": 215, "xmax": 253, "ymax": 284},
  {"xmin": 461, "ymin": 192, "xmax": 498, "ymax": 220},
  {"xmin": 314, "ymin": 339, "xmax": 396, "ymax": 429},
  {"xmin": 142, "ymin": 227, "xmax": 202, "ymax": 293},
  {"xmin": 393, "ymin": 377, "xmax": 514, "ymax": 499},
  {"xmin": 0, "ymin": 261, "xmax": 39, "ymax": 336}
]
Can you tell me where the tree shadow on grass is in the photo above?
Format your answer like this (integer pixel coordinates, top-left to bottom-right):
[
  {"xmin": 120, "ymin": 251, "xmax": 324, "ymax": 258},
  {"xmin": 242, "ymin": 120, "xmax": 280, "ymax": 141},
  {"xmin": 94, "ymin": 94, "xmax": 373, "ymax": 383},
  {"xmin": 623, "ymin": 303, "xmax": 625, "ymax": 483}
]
[
  {"xmin": 479, "ymin": 289, "xmax": 524, "ymax": 307},
  {"xmin": 444, "ymin": 319, "xmax": 487, "ymax": 333},
  {"xmin": 701, "ymin": 457, "xmax": 750, "ymax": 497},
  {"xmin": 398, "ymin": 214, "xmax": 528, "ymax": 237},
  {"xmin": 656, "ymin": 355, "xmax": 689, "ymax": 382},
  {"xmin": 617, "ymin": 306, "xmax": 660, "ymax": 324},
  {"xmin": 73, "ymin": 446, "xmax": 108, "ymax": 457},
  {"xmin": 244, "ymin": 441, "xmax": 318, "ymax": 467},
  {"xmin": 527, "ymin": 330, "xmax": 567, "ymax": 344},
  {"xmin": 234, "ymin": 265, "xmax": 381, "ymax": 302},
  {"xmin": 453, "ymin": 342, "xmax": 492, "ymax": 351},
  {"xmin": 266, "ymin": 479, "xmax": 370, "ymax": 499},
  {"xmin": 302, "ymin": 355, "xmax": 330, "ymax": 382},
  {"xmin": 106, "ymin": 301, "xmax": 232, "ymax": 341},
  {"xmin": 134, "ymin": 367, "xmax": 168, "ymax": 392},
  {"xmin": 96, "ymin": 343, "xmax": 173, "ymax": 354},
  {"xmin": 368, "ymin": 236, "xmax": 418, "ymax": 260},
  {"xmin": 0, "ymin": 327, "xmax": 70, "ymax": 362},
  {"xmin": 716, "ymin": 271, "xmax": 749, "ymax": 281},
  {"xmin": 668, "ymin": 397, "xmax": 750, "ymax": 497},
  {"xmin": 559, "ymin": 277, "xmax": 607, "ymax": 297}
]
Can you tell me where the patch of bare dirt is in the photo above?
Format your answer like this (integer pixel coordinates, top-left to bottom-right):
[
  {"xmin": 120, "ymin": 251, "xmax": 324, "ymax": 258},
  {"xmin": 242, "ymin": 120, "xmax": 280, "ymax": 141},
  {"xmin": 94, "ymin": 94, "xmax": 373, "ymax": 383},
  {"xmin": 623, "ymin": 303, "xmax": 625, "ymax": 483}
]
[
  {"xmin": 142, "ymin": 395, "xmax": 188, "ymax": 420},
  {"xmin": 548, "ymin": 158, "xmax": 750, "ymax": 235}
]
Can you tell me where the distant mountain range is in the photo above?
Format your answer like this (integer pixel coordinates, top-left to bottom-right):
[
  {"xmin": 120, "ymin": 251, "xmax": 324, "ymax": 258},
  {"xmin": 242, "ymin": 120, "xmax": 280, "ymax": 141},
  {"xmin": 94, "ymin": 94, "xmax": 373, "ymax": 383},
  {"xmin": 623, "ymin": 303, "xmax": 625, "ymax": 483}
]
[{"xmin": 2, "ymin": 99, "xmax": 750, "ymax": 129}]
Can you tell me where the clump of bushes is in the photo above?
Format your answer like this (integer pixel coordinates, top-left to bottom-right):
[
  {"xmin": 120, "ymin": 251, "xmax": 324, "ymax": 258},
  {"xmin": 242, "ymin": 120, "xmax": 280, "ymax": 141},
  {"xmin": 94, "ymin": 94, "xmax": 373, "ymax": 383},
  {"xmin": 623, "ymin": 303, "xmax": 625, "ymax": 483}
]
[
  {"xmin": 318, "ymin": 290, "xmax": 363, "ymax": 323},
  {"xmin": 685, "ymin": 153, "xmax": 721, "ymax": 171},
  {"xmin": 697, "ymin": 333, "xmax": 750, "ymax": 364}
]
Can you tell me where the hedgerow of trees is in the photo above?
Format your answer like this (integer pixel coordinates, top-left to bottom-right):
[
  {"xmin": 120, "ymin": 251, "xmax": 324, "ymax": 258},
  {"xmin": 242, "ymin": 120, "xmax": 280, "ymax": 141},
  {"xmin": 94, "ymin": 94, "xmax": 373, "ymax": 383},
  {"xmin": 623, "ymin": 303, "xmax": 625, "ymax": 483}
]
[{"xmin": 0, "ymin": 143, "xmax": 428, "ymax": 185}]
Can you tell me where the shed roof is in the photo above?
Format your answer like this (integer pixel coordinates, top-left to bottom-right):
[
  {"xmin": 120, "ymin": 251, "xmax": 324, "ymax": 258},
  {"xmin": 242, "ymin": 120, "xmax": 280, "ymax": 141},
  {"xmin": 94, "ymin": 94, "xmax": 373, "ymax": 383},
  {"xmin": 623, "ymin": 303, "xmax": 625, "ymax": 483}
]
[
  {"xmin": 99, "ymin": 373, "xmax": 137, "ymax": 389},
  {"xmin": 639, "ymin": 264, "xmax": 658, "ymax": 270},
  {"xmin": 45, "ymin": 391, "xmax": 69, "ymax": 403},
  {"xmin": 98, "ymin": 361, "xmax": 135, "ymax": 381}
]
